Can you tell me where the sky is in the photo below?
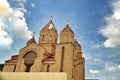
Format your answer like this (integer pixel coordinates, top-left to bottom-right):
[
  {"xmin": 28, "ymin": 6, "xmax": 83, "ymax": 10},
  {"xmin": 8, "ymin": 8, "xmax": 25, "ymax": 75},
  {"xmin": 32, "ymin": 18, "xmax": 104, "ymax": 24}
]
[{"xmin": 0, "ymin": 0, "xmax": 120, "ymax": 80}]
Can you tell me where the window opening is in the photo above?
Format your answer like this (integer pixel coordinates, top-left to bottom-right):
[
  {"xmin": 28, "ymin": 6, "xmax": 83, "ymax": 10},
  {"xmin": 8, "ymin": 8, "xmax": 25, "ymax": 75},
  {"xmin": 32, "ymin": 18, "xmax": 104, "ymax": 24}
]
[
  {"xmin": 42, "ymin": 35, "xmax": 45, "ymax": 41},
  {"xmin": 47, "ymin": 65, "xmax": 50, "ymax": 72},
  {"xmin": 60, "ymin": 47, "xmax": 65, "ymax": 72},
  {"xmin": 49, "ymin": 35, "xmax": 52, "ymax": 40},
  {"xmin": 24, "ymin": 51, "xmax": 37, "ymax": 72}
]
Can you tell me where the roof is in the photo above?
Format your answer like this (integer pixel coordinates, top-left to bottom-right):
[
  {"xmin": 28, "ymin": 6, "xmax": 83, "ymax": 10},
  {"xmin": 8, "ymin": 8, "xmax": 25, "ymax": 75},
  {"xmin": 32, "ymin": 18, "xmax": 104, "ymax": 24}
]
[
  {"xmin": 26, "ymin": 36, "xmax": 36, "ymax": 45},
  {"xmin": 5, "ymin": 59, "xmax": 18, "ymax": 63},
  {"xmin": 43, "ymin": 49, "xmax": 55, "ymax": 62},
  {"xmin": 74, "ymin": 39, "xmax": 81, "ymax": 49},
  {"xmin": 5, "ymin": 49, "xmax": 56, "ymax": 63},
  {"xmin": 42, "ymin": 57, "xmax": 55, "ymax": 61},
  {"xmin": 61, "ymin": 24, "xmax": 74, "ymax": 34},
  {"xmin": 5, "ymin": 55, "xmax": 19, "ymax": 63},
  {"xmin": 12, "ymin": 55, "xmax": 19, "ymax": 58},
  {"xmin": 41, "ymin": 20, "xmax": 57, "ymax": 33}
]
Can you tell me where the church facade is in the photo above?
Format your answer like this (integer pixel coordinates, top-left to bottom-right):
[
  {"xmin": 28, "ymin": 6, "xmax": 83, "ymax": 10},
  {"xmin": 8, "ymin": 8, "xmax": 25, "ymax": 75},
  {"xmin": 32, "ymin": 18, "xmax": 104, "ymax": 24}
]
[{"xmin": 3, "ymin": 19, "xmax": 85, "ymax": 80}]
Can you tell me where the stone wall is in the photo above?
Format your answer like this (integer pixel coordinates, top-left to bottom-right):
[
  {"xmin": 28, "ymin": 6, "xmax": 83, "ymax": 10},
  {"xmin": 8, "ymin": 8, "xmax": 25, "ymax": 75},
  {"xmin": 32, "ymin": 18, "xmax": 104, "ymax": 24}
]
[{"xmin": 0, "ymin": 72, "xmax": 67, "ymax": 80}]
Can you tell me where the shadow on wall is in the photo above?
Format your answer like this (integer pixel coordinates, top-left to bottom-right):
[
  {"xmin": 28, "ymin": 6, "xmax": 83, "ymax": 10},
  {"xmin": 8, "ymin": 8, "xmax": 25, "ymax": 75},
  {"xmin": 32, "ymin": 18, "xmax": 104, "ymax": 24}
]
[
  {"xmin": 0, "ymin": 64, "xmax": 4, "ymax": 72},
  {"xmin": 0, "ymin": 75, "xmax": 3, "ymax": 80}
]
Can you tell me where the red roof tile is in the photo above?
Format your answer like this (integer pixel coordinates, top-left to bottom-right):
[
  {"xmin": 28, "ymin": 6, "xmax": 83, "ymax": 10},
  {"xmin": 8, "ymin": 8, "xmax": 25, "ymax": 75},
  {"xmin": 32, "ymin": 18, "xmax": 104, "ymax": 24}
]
[{"xmin": 43, "ymin": 57, "xmax": 55, "ymax": 61}]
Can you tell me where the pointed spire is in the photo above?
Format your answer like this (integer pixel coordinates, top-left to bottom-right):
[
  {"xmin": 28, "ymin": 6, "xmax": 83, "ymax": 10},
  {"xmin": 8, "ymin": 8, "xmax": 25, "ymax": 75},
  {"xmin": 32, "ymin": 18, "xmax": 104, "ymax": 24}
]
[
  {"xmin": 61, "ymin": 22, "xmax": 74, "ymax": 34},
  {"xmin": 60, "ymin": 22, "xmax": 75, "ymax": 43},
  {"xmin": 41, "ymin": 17, "xmax": 57, "ymax": 32}
]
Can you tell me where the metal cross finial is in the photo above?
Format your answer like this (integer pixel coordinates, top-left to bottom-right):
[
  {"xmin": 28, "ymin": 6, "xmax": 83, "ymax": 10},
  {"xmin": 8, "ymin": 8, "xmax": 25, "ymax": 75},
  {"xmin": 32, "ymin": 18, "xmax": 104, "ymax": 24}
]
[
  {"xmin": 32, "ymin": 32, "xmax": 35, "ymax": 37},
  {"xmin": 66, "ymin": 19, "xmax": 69, "ymax": 25},
  {"xmin": 50, "ymin": 16, "xmax": 53, "ymax": 21}
]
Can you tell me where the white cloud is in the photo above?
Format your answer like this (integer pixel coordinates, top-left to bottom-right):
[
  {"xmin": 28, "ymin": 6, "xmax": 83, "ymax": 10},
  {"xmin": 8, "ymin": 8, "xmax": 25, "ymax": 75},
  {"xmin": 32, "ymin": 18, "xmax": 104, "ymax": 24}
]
[
  {"xmin": 16, "ymin": 0, "xmax": 27, "ymax": 13},
  {"xmin": 92, "ymin": 44, "xmax": 103, "ymax": 49},
  {"xmin": 100, "ymin": 0, "xmax": 120, "ymax": 48},
  {"xmin": 0, "ymin": 0, "xmax": 12, "ymax": 15},
  {"xmin": 105, "ymin": 62, "xmax": 120, "ymax": 71},
  {"xmin": 31, "ymin": 3, "xmax": 35, "ymax": 8},
  {"xmin": 0, "ymin": 0, "xmax": 13, "ymax": 46},
  {"xmin": 8, "ymin": 9, "xmax": 32, "ymax": 39},
  {"xmin": 107, "ymin": 66, "xmax": 117, "ymax": 71},
  {"xmin": 0, "ymin": 0, "xmax": 32, "ymax": 47},
  {"xmin": 89, "ymin": 69, "xmax": 100, "ymax": 74},
  {"xmin": 94, "ymin": 58, "xmax": 101, "ymax": 62},
  {"xmin": 118, "ymin": 65, "xmax": 120, "ymax": 70},
  {"xmin": 0, "ymin": 26, "xmax": 12, "ymax": 46}
]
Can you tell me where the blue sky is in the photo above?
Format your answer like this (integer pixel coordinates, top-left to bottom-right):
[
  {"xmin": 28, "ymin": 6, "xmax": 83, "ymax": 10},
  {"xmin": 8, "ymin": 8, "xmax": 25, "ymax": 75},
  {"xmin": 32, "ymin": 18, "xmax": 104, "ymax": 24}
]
[{"xmin": 0, "ymin": 0, "xmax": 120, "ymax": 80}]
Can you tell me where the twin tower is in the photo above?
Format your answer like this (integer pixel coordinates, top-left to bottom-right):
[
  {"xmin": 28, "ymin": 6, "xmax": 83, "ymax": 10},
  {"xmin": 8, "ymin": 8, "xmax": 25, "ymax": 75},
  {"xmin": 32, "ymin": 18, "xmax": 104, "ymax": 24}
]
[
  {"xmin": 3, "ymin": 19, "xmax": 85, "ymax": 80},
  {"xmin": 39, "ymin": 20, "xmax": 74, "ymax": 44}
]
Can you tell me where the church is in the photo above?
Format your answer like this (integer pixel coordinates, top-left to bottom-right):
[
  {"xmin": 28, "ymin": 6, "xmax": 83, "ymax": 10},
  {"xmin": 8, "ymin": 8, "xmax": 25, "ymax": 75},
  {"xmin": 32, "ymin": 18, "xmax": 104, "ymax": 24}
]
[{"xmin": 3, "ymin": 19, "xmax": 85, "ymax": 80}]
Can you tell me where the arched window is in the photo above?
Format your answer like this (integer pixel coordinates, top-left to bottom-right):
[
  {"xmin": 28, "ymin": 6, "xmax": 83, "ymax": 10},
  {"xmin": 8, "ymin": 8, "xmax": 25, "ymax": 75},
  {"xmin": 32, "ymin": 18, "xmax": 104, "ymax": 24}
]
[
  {"xmin": 55, "ymin": 38, "xmax": 57, "ymax": 43},
  {"xmin": 23, "ymin": 51, "xmax": 37, "ymax": 72},
  {"xmin": 60, "ymin": 47, "xmax": 65, "ymax": 72},
  {"xmin": 42, "ymin": 35, "xmax": 45, "ymax": 41},
  {"xmin": 49, "ymin": 35, "xmax": 52, "ymax": 40}
]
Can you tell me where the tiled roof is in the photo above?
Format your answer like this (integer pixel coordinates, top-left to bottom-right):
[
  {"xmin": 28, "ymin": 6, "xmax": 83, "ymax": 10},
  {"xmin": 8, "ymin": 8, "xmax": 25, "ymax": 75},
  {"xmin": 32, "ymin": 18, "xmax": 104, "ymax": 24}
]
[
  {"xmin": 43, "ymin": 57, "xmax": 55, "ymax": 61},
  {"xmin": 5, "ymin": 55, "xmax": 18, "ymax": 63},
  {"xmin": 5, "ymin": 59, "xmax": 17, "ymax": 63},
  {"xmin": 43, "ymin": 49, "xmax": 55, "ymax": 62}
]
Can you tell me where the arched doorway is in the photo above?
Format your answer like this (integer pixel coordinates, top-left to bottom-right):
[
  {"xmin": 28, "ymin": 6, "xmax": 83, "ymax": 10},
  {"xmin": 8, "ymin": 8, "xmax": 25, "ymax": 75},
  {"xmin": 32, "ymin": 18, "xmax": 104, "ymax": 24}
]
[{"xmin": 23, "ymin": 51, "xmax": 37, "ymax": 72}]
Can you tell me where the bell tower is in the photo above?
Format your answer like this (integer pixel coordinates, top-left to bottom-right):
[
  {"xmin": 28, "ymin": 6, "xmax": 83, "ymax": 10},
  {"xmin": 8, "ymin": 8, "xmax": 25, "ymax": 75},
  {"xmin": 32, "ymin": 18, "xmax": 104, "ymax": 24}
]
[
  {"xmin": 38, "ymin": 18, "xmax": 58, "ymax": 55},
  {"xmin": 38, "ymin": 19, "xmax": 58, "ymax": 44}
]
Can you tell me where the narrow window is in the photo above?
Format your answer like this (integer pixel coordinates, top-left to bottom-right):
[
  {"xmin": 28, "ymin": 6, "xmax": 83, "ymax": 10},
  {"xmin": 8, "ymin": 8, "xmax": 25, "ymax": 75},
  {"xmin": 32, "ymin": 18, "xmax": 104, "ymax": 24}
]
[
  {"xmin": 73, "ymin": 49, "xmax": 74, "ymax": 60},
  {"xmin": 60, "ymin": 47, "xmax": 65, "ymax": 72},
  {"xmin": 47, "ymin": 65, "xmax": 50, "ymax": 72},
  {"xmin": 13, "ymin": 65, "xmax": 16, "ymax": 72},
  {"xmin": 42, "ymin": 35, "xmax": 45, "ymax": 41},
  {"xmin": 55, "ymin": 38, "xmax": 57, "ymax": 43},
  {"xmin": 49, "ymin": 35, "xmax": 52, "ymax": 40},
  {"xmin": 72, "ymin": 49, "xmax": 74, "ymax": 78}
]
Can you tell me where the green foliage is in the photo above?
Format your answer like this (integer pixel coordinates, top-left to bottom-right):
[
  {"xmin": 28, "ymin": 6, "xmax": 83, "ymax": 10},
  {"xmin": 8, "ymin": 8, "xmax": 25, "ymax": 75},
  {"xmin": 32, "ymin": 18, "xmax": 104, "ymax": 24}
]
[{"xmin": 0, "ymin": 64, "xmax": 4, "ymax": 71}]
